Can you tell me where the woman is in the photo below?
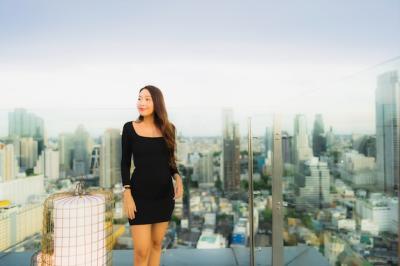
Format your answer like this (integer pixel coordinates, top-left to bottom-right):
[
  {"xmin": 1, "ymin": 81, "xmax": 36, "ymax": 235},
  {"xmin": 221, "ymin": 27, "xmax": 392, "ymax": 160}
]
[{"xmin": 120, "ymin": 85, "xmax": 184, "ymax": 266}]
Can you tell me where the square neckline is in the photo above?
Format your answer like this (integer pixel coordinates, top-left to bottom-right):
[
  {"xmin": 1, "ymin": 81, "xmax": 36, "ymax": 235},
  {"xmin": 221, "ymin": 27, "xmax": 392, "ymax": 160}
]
[{"xmin": 131, "ymin": 121, "xmax": 164, "ymax": 139}]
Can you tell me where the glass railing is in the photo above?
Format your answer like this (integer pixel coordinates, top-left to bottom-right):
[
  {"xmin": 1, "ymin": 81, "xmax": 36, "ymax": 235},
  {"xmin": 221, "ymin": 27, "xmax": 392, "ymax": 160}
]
[
  {"xmin": 0, "ymin": 57, "xmax": 399, "ymax": 265},
  {"xmin": 248, "ymin": 57, "xmax": 400, "ymax": 265}
]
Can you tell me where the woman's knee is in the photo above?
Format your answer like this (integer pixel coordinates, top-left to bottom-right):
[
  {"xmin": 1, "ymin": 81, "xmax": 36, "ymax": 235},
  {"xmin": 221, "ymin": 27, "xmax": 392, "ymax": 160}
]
[
  {"xmin": 135, "ymin": 246, "xmax": 151, "ymax": 260},
  {"xmin": 151, "ymin": 239, "xmax": 163, "ymax": 250}
]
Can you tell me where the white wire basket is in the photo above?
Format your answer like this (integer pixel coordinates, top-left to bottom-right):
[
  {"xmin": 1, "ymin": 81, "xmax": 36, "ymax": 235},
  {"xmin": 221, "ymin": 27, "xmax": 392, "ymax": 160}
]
[{"xmin": 31, "ymin": 180, "xmax": 114, "ymax": 266}]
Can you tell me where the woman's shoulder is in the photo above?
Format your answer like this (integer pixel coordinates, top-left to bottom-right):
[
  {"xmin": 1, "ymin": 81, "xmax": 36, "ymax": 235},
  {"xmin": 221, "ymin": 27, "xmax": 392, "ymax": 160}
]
[{"xmin": 123, "ymin": 121, "xmax": 135, "ymax": 133}]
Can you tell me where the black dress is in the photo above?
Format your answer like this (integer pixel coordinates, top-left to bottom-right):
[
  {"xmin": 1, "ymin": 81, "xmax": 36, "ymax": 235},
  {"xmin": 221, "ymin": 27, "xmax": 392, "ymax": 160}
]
[{"xmin": 120, "ymin": 121, "xmax": 178, "ymax": 225}]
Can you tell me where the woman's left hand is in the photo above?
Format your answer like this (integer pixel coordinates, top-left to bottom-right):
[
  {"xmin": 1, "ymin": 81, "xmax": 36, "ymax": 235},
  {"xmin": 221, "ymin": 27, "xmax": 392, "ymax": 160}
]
[{"xmin": 173, "ymin": 175, "xmax": 184, "ymax": 199}]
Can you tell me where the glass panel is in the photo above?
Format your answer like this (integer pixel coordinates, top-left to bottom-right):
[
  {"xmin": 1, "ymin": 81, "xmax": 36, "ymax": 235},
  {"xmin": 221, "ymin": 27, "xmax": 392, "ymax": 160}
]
[{"xmin": 250, "ymin": 58, "xmax": 400, "ymax": 265}]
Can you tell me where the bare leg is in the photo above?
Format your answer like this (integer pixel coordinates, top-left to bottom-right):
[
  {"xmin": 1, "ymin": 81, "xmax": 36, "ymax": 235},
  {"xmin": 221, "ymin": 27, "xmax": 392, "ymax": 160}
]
[
  {"xmin": 130, "ymin": 224, "xmax": 152, "ymax": 266},
  {"xmin": 148, "ymin": 221, "xmax": 169, "ymax": 266}
]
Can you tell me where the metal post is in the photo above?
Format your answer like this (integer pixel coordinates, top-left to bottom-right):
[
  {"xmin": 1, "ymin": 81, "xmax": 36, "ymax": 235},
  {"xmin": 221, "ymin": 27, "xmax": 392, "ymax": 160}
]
[
  {"xmin": 248, "ymin": 117, "xmax": 255, "ymax": 266},
  {"xmin": 396, "ymin": 85, "xmax": 400, "ymax": 260},
  {"xmin": 272, "ymin": 114, "xmax": 283, "ymax": 266}
]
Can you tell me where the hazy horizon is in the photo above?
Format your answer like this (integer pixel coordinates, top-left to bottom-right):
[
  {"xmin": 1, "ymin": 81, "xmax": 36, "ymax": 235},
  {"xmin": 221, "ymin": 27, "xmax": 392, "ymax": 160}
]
[{"xmin": 1, "ymin": 0, "xmax": 399, "ymax": 137}]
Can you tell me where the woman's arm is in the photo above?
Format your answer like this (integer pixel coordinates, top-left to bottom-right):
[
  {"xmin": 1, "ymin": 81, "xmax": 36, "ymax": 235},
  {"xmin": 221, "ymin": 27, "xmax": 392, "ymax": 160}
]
[
  {"xmin": 169, "ymin": 123, "xmax": 180, "ymax": 180},
  {"xmin": 120, "ymin": 122, "xmax": 133, "ymax": 187},
  {"xmin": 170, "ymin": 165, "xmax": 180, "ymax": 180}
]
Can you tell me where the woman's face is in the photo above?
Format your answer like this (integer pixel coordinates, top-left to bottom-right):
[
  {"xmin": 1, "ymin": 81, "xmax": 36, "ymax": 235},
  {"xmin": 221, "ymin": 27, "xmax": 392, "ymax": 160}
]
[{"xmin": 137, "ymin": 89, "xmax": 154, "ymax": 116}]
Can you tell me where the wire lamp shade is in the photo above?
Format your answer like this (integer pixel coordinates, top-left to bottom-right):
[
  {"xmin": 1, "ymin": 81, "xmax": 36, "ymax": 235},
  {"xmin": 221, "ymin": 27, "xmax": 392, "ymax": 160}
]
[{"xmin": 31, "ymin": 180, "xmax": 114, "ymax": 266}]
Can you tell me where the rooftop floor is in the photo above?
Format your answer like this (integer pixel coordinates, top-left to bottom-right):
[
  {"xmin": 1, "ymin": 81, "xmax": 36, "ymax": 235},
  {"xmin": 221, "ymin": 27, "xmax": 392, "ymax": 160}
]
[{"xmin": 0, "ymin": 246, "xmax": 329, "ymax": 266}]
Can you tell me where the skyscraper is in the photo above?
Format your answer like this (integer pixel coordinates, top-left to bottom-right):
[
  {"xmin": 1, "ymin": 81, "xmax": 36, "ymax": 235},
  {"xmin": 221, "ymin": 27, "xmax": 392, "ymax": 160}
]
[
  {"xmin": 100, "ymin": 128, "xmax": 121, "ymax": 188},
  {"xmin": 58, "ymin": 133, "xmax": 74, "ymax": 178},
  {"xmin": 72, "ymin": 125, "xmax": 92, "ymax": 176},
  {"xmin": 264, "ymin": 126, "xmax": 272, "ymax": 157},
  {"xmin": 90, "ymin": 145, "xmax": 101, "ymax": 176},
  {"xmin": 222, "ymin": 108, "xmax": 240, "ymax": 191},
  {"xmin": 8, "ymin": 108, "xmax": 45, "ymax": 139},
  {"xmin": 293, "ymin": 114, "xmax": 313, "ymax": 163},
  {"xmin": 34, "ymin": 148, "xmax": 60, "ymax": 179},
  {"xmin": 312, "ymin": 114, "xmax": 327, "ymax": 158},
  {"xmin": 296, "ymin": 157, "xmax": 331, "ymax": 209},
  {"xmin": 281, "ymin": 131, "xmax": 294, "ymax": 164},
  {"xmin": 375, "ymin": 70, "xmax": 400, "ymax": 195},
  {"xmin": 0, "ymin": 143, "xmax": 19, "ymax": 182},
  {"xmin": 19, "ymin": 137, "xmax": 38, "ymax": 171}
]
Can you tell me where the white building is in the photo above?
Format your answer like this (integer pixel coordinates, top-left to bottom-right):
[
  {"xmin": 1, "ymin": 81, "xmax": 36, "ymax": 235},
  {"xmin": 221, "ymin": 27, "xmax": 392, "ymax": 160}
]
[
  {"xmin": 356, "ymin": 193, "xmax": 398, "ymax": 234},
  {"xmin": 337, "ymin": 219, "xmax": 356, "ymax": 231},
  {"xmin": 0, "ymin": 203, "xmax": 43, "ymax": 252},
  {"xmin": 340, "ymin": 150, "xmax": 376, "ymax": 185},
  {"xmin": 34, "ymin": 148, "xmax": 60, "ymax": 179},
  {"xmin": 360, "ymin": 219, "xmax": 379, "ymax": 236},
  {"xmin": 334, "ymin": 179, "xmax": 355, "ymax": 198},
  {"xmin": 196, "ymin": 231, "xmax": 227, "ymax": 249},
  {"xmin": 0, "ymin": 175, "xmax": 45, "ymax": 205},
  {"xmin": 293, "ymin": 114, "xmax": 313, "ymax": 162},
  {"xmin": 0, "ymin": 143, "xmax": 19, "ymax": 182}
]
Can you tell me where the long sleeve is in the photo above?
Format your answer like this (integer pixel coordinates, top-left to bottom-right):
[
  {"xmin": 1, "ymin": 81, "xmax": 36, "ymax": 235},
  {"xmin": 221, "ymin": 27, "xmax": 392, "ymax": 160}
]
[
  {"xmin": 120, "ymin": 122, "xmax": 132, "ymax": 186},
  {"xmin": 169, "ymin": 163, "xmax": 179, "ymax": 177},
  {"xmin": 169, "ymin": 123, "xmax": 179, "ymax": 177}
]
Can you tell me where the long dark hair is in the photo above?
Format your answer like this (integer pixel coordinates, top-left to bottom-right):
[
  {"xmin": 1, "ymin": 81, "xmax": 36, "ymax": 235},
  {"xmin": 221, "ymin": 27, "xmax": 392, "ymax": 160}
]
[{"xmin": 135, "ymin": 85, "xmax": 178, "ymax": 172}]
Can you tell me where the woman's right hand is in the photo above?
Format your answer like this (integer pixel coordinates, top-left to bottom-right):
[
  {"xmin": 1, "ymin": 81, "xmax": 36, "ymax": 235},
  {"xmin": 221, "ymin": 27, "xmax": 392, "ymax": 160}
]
[{"xmin": 123, "ymin": 189, "xmax": 137, "ymax": 219}]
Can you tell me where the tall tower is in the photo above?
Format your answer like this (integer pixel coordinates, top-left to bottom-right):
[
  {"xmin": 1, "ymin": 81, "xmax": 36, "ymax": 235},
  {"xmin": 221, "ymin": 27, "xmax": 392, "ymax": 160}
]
[
  {"xmin": 312, "ymin": 114, "xmax": 327, "ymax": 158},
  {"xmin": 100, "ymin": 129, "xmax": 121, "ymax": 189},
  {"xmin": 72, "ymin": 125, "xmax": 92, "ymax": 176},
  {"xmin": 8, "ymin": 108, "xmax": 45, "ymax": 139},
  {"xmin": 90, "ymin": 145, "xmax": 101, "ymax": 177},
  {"xmin": 222, "ymin": 108, "xmax": 240, "ymax": 191},
  {"xmin": 375, "ymin": 70, "xmax": 400, "ymax": 195},
  {"xmin": 293, "ymin": 114, "xmax": 313, "ymax": 163}
]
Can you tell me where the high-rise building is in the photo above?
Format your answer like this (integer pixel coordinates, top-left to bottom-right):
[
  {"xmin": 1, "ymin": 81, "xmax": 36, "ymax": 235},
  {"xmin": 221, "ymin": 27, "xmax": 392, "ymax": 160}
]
[
  {"xmin": 222, "ymin": 108, "xmax": 240, "ymax": 191},
  {"xmin": 312, "ymin": 114, "xmax": 327, "ymax": 158},
  {"xmin": 58, "ymin": 133, "xmax": 74, "ymax": 178},
  {"xmin": 34, "ymin": 148, "xmax": 60, "ymax": 180},
  {"xmin": 177, "ymin": 137, "xmax": 189, "ymax": 165},
  {"xmin": 8, "ymin": 108, "xmax": 45, "ymax": 139},
  {"xmin": 196, "ymin": 151, "xmax": 214, "ymax": 185},
  {"xmin": 19, "ymin": 137, "xmax": 38, "ymax": 171},
  {"xmin": 0, "ymin": 203, "xmax": 43, "ymax": 252},
  {"xmin": 90, "ymin": 145, "xmax": 101, "ymax": 176},
  {"xmin": 282, "ymin": 131, "xmax": 294, "ymax": 164},
  {"xmin": 8, "ymin": 108, "xmax": 45, "ymax": 157},
  {"xmin": 325, "ymin": 126, "xmax": 335, "ymax": 151},
  {"xmin": 100, "ymin": 128, "xmax": 121, "ymax": 188},
  {"xmin": 0, "ymin": 143, "xmax": 19, "ymax": 182},
  {"xmin": 264, "ymin": 126, "xmax": 272, "ymax": 157},
  {"xmin": 293, "ymin": 114, "xmax": 313, "ymax": 163},
  {"xmin": 296, "ymin": 157, "xmax": 331, "ymax": 209},
  {"xmin": 340, "ymin": 150, "xmax": 376, "ymax": 186},
  {"xmin": 375, "ymin": 70, "xmax": 400, "ymax": 195},
  {"xmin": 72, "ymin": 125, "xmax": 92, "ymax": 176}
]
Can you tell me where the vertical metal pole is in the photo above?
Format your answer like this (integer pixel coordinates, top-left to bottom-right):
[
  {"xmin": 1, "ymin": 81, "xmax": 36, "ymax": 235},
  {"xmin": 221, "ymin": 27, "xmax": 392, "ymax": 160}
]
[
  {"xmin": 396, "ymin": 85, "xmax": 400, "ymax": 260},
  {"xmin": 272, "ymin": 114, "xmax": 283, "ymax": 266},
  {"xmin": 248, "ymin": 117, "xmax": 255, "ymax": 266}
]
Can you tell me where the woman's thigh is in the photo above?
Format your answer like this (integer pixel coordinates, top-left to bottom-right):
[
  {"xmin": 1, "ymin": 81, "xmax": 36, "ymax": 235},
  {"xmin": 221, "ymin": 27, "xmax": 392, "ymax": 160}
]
[
  {"xmin": 151, "ymin": 221, "xmax": 169, "ymax": 247},
  {"xmin": 130, "ymin": 224, "xmax": 152, "ymax": 251}
]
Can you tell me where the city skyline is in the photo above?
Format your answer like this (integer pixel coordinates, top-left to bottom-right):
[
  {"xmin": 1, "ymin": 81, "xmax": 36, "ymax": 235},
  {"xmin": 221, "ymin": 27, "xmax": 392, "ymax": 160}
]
[{"xmin": 0, "ymin": 105, "xmax": 385, "ymax": 138}]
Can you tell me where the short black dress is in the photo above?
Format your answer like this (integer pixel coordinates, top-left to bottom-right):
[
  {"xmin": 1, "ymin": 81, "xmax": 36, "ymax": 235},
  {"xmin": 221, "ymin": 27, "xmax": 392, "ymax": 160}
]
[{"xmin": 120, "ymin": 121, "xmax": 178, "ymax": 225}]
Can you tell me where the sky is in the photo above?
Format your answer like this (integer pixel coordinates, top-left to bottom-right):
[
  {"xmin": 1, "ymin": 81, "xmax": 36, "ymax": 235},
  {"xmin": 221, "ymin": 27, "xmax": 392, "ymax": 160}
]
[{"xmin": 1, "ymin": 0, "xmax": 399, "ymax": 137}]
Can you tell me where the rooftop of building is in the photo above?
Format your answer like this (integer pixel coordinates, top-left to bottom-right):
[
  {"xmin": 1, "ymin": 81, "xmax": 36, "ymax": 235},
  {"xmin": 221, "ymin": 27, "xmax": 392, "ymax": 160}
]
[{"xmin": 0, "ymin": 245, "xmax": 329, "ymax": 266}]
